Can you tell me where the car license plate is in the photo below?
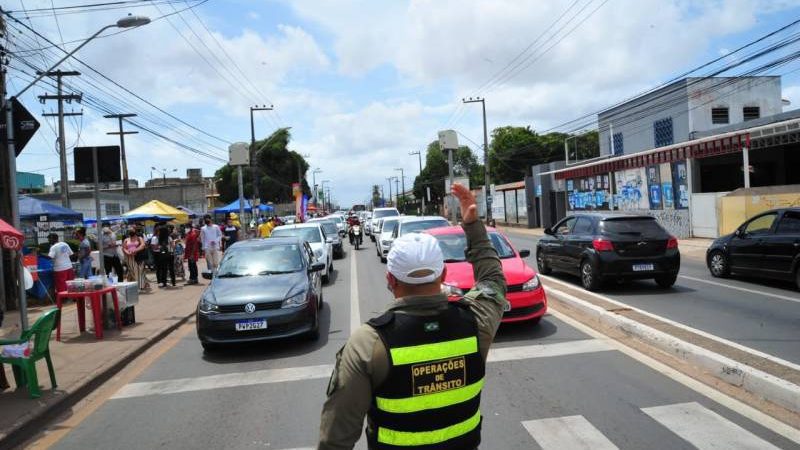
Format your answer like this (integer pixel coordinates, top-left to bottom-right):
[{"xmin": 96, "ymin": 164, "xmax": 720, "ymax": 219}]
[
  {"xmin": 235, "ymin": 319, "xmax": 267, "ymax": 331},
  {"xmin": 503, "ymin": 302, "xmax": 512, "ymax": 312},
  {"xmin": 632, "ymin": 263, "xmax": 655, "ymax": 272}
]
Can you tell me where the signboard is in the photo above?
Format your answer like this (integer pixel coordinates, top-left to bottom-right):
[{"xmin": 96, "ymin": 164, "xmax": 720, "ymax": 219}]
[
  {"xmin": 0, "ymin": 98, "xmax": 41, "ymax": 155},
  {"xmin": 73, "ymin": 146, "xmax": 121, "ymax": 183},
  {"xmin": 437, "ymin": 130, "xmax": 459, "ymax": 150},
  {"xmin": 228, "ymin": 142, "xmax": 250, "ymax": 166}
]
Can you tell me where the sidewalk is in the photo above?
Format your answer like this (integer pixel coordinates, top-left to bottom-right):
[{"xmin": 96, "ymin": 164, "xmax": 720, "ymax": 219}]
[
  {"xmin": 0, "ymin": 275, "xmax": 204, "ymax": 448},
  {"xmin": 496, "ymin": 225, "xmax": 713, "ymax": 258}
]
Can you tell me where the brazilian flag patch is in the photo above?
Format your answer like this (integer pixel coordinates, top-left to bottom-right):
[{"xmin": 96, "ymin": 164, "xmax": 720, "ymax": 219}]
[{"xmin": 424, "ymin": 322, "xmax": 440, "ymax": 332}]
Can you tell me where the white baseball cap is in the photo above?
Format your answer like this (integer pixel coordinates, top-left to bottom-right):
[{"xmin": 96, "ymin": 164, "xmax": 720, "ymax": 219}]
[{"xmin": 387, "ymin": 233, "xmax": 445, "ymax": 285}]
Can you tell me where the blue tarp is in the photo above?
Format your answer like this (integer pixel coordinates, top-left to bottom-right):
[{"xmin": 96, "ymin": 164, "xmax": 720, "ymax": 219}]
[
  {"xmin": 213, "ymin": 199, "xmax": 274, "ymax": 214},
  {"xmin": 18, "ymin": 195, "xmax": 83, "ymax": 222}
]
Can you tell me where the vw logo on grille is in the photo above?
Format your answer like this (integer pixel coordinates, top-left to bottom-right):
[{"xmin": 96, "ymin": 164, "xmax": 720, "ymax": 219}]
[{"xmin": 244, "ymin": 303, "xmax": 256, "ymax": 314}]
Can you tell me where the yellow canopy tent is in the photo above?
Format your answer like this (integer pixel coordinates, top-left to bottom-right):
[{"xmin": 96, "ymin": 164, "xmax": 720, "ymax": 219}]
[{"xmin": 123, "ymin": 200, "xmax": 190, "ymax": 223}]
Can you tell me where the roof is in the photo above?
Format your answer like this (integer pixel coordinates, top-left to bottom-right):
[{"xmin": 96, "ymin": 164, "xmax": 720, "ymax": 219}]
[
  {"xmin": 274, "ymin": 222, "xmax": 322, "ymax": 229},
  {"xmin": 234, "ymin": 236, "xmax": 302, "ymax": 247}
]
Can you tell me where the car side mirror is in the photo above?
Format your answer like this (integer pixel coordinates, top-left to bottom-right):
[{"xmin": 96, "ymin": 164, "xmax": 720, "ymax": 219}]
[
  {"xmin": 326, "ymin": 237, "xmax": 333, "ymax": 243},
  {"xmin": 519, "ymin": 249, "xmax": 531, "ymax": 258},
  {"xmin": 544, "ymin": 227, "xmax": 554, "ymax": 236},
  {"xmin": 201, "ymin": 271, "xmax": 213, "ymax": 280},
  {"xmin": 310, "ymin": 262, "xmax": 325, "ymax": 272}
]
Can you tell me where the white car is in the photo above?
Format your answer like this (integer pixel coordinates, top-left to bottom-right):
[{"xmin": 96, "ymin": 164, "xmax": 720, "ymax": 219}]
[
  {"xmin": 370, "ymin": 207, "xmax": 400, "ymax": 241},
  {"xmin": 376, "ymin": 217, "xmax": 400, "ymax": 263},
  {"xmin": 270, "ymin": 223, "xmax": 334, "ymax": 284},
  {"xmin": 327, "ymin": 215, "xmax": 346, "ymax": 236},
  {"xmin": 395, "ymin": 216, "xmax": 450, "ymax": 238}
]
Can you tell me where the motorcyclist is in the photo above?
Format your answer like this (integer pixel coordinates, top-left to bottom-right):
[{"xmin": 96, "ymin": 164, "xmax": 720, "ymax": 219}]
[{"xmin": 348, "ymin": 216, "xmax": 361, "ymax": 245}]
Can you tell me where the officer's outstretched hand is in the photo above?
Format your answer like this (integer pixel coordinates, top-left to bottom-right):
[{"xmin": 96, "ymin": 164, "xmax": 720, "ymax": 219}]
[{"xmin": 451, "ymin": 183, "xmax": 478, "ymax": 225}]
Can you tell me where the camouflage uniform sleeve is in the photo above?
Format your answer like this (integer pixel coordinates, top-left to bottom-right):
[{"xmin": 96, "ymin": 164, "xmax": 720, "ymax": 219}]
[
  {"xmin": 459, "ymin": 221, "xmax": 508, "ymax": 360},
  {"xmin": 318, "ymin": 325, "xmax": 381, "ymax": 450}
]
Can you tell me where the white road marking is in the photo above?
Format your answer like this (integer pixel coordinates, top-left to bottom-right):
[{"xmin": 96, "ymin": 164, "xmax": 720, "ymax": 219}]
[
  {"xmin": 111, "ymin": 364, "xmax": 335, "ymax": 399},
  {"xmin": 486, "ymin": 339, "xmax": 613, "ymax": 362},
  {"xmin": 642, "ymin": 402, "xmax": 782, "ymax": 450},
  {"xmin": 678, "ymin": 274, "xmax": 800, "ymax": 304},
  {"xmin": 110, "ymin": 339, "xmax": 613, "ymax": 400},
  {"xmin": 350, "ymin": 245, "xmax": 361, "ymax": 334},
  {"xmin": 541, "ymin": 275, "xmax": 800, "ymax": 373},
  {"xmin": 522, "ymin": 415, "xmax": 619, "ymax": 450},
  {"xmin": 550, "ymin": 309, "xmax": 800, "ymax": 445}
]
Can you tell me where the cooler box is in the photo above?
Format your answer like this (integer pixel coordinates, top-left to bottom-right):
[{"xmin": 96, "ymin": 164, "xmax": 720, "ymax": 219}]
[{"xmin": 114, "ymin": 281, "xmax": 139, "ymax": 325}]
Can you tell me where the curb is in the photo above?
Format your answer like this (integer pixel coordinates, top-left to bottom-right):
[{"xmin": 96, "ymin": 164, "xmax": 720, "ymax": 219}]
[
  {"xmin": 547, "ymin": 286, "xmax": 800, "ymax": 415},
  {"xmin": 0, "ymin": 311, "xmax": 195, "ymax": 450}
]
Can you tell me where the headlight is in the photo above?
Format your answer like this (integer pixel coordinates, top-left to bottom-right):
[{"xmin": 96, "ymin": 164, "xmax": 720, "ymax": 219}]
[
  {"xmin": 381, "ymin": 240, "xmax": 391, "ymax": 246},
  {"xmin": 281, "ymin": 292, "xmax": 308, "ymax": 308},
  {"xmin": 198, "ymin": 292, "xmax": 219, "ymax": 314},
  {"xmin": 441, "ymin": 283, "xmax": 464, "ymax": 297},
  {"xmin": 522, "ymin": 275, "xmax": 541, "ymax": 291}
]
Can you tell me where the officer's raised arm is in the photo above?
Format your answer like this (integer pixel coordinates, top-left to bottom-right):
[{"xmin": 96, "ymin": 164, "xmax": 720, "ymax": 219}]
[{"xmin": 451, "ymin": 183, "xmax": 508, "ymax": 357}]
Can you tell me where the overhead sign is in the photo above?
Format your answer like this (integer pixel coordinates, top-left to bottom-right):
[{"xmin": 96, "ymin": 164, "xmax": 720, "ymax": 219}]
[
  {"xmin": 73, "ymin": 146, "xmax": 121, "ymax": 183},
  {"xmin": 0, "ymin": 98, "xmax": 41, "ymax": 156}
]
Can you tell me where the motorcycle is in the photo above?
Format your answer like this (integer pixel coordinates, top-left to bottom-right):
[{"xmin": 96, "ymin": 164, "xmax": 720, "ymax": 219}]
[{"xmin": 351, "ymin": 225, "xmax": 362, "ymax": 250}]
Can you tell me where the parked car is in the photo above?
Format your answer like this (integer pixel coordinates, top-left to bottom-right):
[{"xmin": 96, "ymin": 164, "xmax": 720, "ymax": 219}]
[
  {"xmin": 308, "ymin": 218, "xmax": 344, "ymax": 259},
  {"xmin": 427, "ymin": 226, "xmax": 547, "ymax": 324},
  {"xmin": 395, "ymin": 216, "xmax": 450, "ymax": 238},
  {"xmin": 370, "ymin": 207, "xmax": 400, "ymax": 241},
  {"xmin": 376, "ymin": 217, "xmax": 400, "ymax": 263},
  {"xmin": 536, "ymin": 213, "xmax": 680, "ymax": 290},
  {"xmin": 706, "ymin": 208, "xmax": 800, "ymax": 289},
  {"xmin": 196, "ymin": 238, "xmax": 325, "ymax": 350},
  {"xmin": 271, "ymin": 223, "xmax": 333, "ymax": 283}
]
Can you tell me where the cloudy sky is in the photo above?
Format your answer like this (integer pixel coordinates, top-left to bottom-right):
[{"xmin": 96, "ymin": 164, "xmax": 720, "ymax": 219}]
[{"xmin": 8, "ymin": 0, "xmax": 800, "ymax": 206}]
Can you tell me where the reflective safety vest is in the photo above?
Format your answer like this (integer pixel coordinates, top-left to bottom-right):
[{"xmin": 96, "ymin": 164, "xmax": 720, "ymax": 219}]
[{"xmin": 366, "ymin": 303, "xmax": 484, "ymax": 449}]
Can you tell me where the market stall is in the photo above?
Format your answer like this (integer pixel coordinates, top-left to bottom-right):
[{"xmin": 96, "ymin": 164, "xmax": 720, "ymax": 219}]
[{"xmin": 123, "ymin": 200, "xmax": 189, "ymax": 223}]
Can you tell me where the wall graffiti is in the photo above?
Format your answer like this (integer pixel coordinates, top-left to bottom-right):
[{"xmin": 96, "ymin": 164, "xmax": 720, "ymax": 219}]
[
  {"xmin": 624, "ymin": 208, "xmax": 691, "ymax": 238},
  {"xmin": 614, "ymin": 168, "xmax": 649, "ymax": 211}
]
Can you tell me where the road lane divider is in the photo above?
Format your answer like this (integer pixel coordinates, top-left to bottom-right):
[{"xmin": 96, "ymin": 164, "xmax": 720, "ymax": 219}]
[
  {"xmin": 108, "ymin": 339, "xmax": 613, "ymax": 400},
  {"xmin": 678, "ymin": 275, "xmax": 800, "ymax": 304},
  {"xmin": 543, "ymin": 284, "xmax": 800, "ymax": 417},
  {"xmin": 350, "ymin": 245, "xmax": 361, "ymax": 335}
]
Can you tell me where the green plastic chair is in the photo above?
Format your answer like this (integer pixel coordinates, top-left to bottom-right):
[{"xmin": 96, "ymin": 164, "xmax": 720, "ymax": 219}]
[{"xmin": 0, "ymin": 308, "xmax": 60, "ymax": 398}]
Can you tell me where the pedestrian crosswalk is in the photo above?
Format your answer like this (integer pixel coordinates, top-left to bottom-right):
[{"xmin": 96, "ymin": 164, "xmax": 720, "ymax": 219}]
[{"xmin": 524, "ymin": 402, "xmax": 781, "ymax": 450}]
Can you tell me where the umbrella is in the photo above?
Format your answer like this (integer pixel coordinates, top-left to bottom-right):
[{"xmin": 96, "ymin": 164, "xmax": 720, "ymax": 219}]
[
  {"xmin": 177, "ymin": 206, "xmax": 199, "ymax": 218},
  {"xmin": 123, "ymin": 200, "xmax": 189, "ymax": 223},
  {"xmin": 18, "ymin": 195, "xmax": 83, "ymax": 222},
  {"xmin": 0, "ymin": 218, "xmax": 23, "ymax": 251}
]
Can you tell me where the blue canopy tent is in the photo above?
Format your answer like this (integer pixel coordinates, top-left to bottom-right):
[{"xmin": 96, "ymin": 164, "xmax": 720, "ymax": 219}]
[
  {"xmin": 83, "ymin": 214, "xmax": 174, "ymax": 225},
  {"xmin": 213, "ymin": 199, "xmax": 274, "ymax": 214},
  {"xmin": 18, "ymin": 195, "xmax": 83, "ymax": 222}
]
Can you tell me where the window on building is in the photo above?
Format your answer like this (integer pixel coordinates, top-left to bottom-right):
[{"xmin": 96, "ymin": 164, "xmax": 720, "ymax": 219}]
[
  {"xmin": 711, "ymin": 107, "xmax": 729, "ymax": 124},
  {"xmin": 612, "ymin": 133, "xmax": 624, "ymax": 155},
  {"xmin": 653, "ymin": 117, "xmax": 674, "ymax": 148},
  {"xmin": 105, "ymin": 203, "xmax": 121, "ymax": 216},
  {"xmin": 743, "ymin": 106, "xmax": 760, "ymax": 121}
]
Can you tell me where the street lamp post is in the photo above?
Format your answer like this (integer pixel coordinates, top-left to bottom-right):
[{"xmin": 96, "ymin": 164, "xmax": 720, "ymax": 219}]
[
  {"xmin": 410, "ymin": 150, "xmax": 424, "ymax": 213},
  {"xmin": 151, "ymin": 167, "xmax": 177, "ymax": 185},
  {"xmin": 312, "ymin": 168, "xmax": 322, "ymax": 205},
  {"xmin": 462, "ymin": 97, "xmax": 492, "ymax": 223},
  {"xmin": 249, "ymin": 104, "xmax": 273, "ymax": 207},
  {"xmin": 395, "ymin": 168, "xmax": 405, "ymax": 212},
  {"xmin": 3, "ymin": 14, "xmax": 150, "ymax": 331},
  {"xmin": 321, "ymin": 180, "xmax": 331, "ymax": 212},
  {"xmin": 386, "ymin": 177, "xmax": 395, "ymax": 207}
]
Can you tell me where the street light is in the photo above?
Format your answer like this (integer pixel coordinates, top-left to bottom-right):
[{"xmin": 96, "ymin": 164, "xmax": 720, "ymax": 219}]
[
  {"xmin": 410, "ymin": 150, "xmax": 424, "ymax": 213},
  {"xmin": 249, "ymin": 104, "xmax": 274, "ymax": 206},
  {"xmin": 151, "ymin": 167, "xmax": 177, "ymax": 184},
  {"xmin": 312, "ymin": 168, "xmax": 322, "ymax": 205},
  {"xmin": 321, "ymin": 180, "xmax": 331, "ymax": 211},
  {"xmin": 462, "ymin": 96, "xmax": 491, "ymax": 223},
  {"xmin": 3, "ymin": 14, "xmax": 151, "ymax": 331},
  {"xmin": 395, "ymin": 168, "xmax": 405, "ymax": 211}
]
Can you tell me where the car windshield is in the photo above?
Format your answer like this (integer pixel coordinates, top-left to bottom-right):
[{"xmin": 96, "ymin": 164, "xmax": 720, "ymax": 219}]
[
  {"xmin": 433, "ymin": 232, "xmax": 515, "ymax": 262},
  {"xmin": 400, "ymin": 219, "xmax": 449, "ymax": 235},
  {"xmin": 373, "ymin": 209, "xmax": 399, "ymax": 219},
  {"xmin": 381, "ymin": 220, "xmax": 399, "ymax": 235},
  {"xmin": 320, "ymin": 223, "xmax": 338, "ymax": 236},
  {"xmin": 216, "ymin": 244, "xmax": 304, "ymax": 277},
  {"xmin": 601, "ymin": 218, "xmax": 666, "ymax": 238},
  {"xmin": 271, "ymin": 227, "xmax": 322, "ymax": 243}
]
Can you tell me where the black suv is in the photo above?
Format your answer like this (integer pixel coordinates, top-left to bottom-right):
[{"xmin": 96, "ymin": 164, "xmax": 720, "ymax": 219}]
[
  {"xmin": 536, "ymin": 213, "xmax": 680, "ymax": 290},
  {"xmin": 706, "ymin": 208, "xmax": 800, "ymax": 290}
]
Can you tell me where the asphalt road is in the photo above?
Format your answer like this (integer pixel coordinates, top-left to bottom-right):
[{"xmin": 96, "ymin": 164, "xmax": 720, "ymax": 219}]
[
  {"xmin": 48, "ymin": 234, "xmax": 800, "ymax": 450},
  {"xmin": 502, "ymin": 230, "xmax": 800, "ymax": 365}
]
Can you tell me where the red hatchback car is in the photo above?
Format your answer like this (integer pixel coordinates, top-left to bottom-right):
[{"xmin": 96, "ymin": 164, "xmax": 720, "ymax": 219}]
[{"xmin": 426, "ymin": 226, "xmax": 547, "ymax": 324}]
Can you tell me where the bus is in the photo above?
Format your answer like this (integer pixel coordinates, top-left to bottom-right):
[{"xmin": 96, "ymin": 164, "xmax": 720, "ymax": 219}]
[{"xmin": 351, "ymin": 204, "xmax": 367, "ymax": 212}]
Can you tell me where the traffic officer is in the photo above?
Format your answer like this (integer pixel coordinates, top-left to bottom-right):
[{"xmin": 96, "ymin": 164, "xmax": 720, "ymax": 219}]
[{"xmin": 319, "ymin": 183, "xmax": 508, "ymax": 449}]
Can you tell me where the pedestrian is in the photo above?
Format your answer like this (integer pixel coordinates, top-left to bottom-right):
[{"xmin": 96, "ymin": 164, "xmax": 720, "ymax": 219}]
[
  {"xmin": 74, "ymin": 227, "xmax": 93, "ymax": 279},
  {"xmin": 122, "ymin": 228, "xmax": 148, "ymax": 290},
  {"xmin": 101, "ymin": 227, "xmax": 124, "ymax": 281},
  {"xmin": 318, "ymin": 183, "xmax": 507, "ymax": 449},
  {"xmin": 46, "ymin": 233, "xmax": 74, "ymax": 294},
  {"xmin": 258, "ymin": 216, "xmax": 275, "ymax": 238},
  {"xmin": 222, "ymin": 216, "xmax": 239, "ymax": 250},
  {"xmin": 200, "ymin": 215, "xmax": 223, "ymax": 272},
  {"xmin": 152, "ymin": 225, "xmax": 175, "ymax": 288},
  {"xmin": 184, "ymin": 224, "xmax": 201, "ymax": 285}
]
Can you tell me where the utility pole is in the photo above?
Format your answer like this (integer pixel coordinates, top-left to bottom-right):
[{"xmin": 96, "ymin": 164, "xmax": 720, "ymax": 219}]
[
  {"xmin": 410, "ymin": 150, "xmax": 424, "ymax": 213},
  {"xmin": 463, "ymin": 97, "xmax": 491, "ymax": 223},
  {"xmin": 386, "ymin": 177, "xmax": 394, "ymax": 207},
  {"xmin": 104, "ymin": 113, "xmax": 137, "ymax": 194},
  {"xmin": 395, "ymin": 168, "xmax": 405, "ymax": 212},
  {"xmin": 249, "ymin": 105, "xmax": 273, "ymax": 206},
  {"xmin": 312, "ymin": 168, "xmax": 321, "ymax": 205},
  {"xmin": 394, "ymin": 177, "xmax": 400, "ymax": 207},
  {"xmin": 39, "ymin": 70, "xmax": 82, "ymax": 207}
]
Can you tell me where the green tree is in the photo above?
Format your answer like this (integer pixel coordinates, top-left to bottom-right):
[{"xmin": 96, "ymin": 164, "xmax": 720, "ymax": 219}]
[
  {"xmin": 214, "ymin": 128, "xmax": 311, "ymax": 204},
  {"xmin": 412, "ymin": 141, "xmax": 486, "ymax": 213},
  {"xmin": 371, "ymin": 185, "xmax": 382, "ymax": 208}
]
